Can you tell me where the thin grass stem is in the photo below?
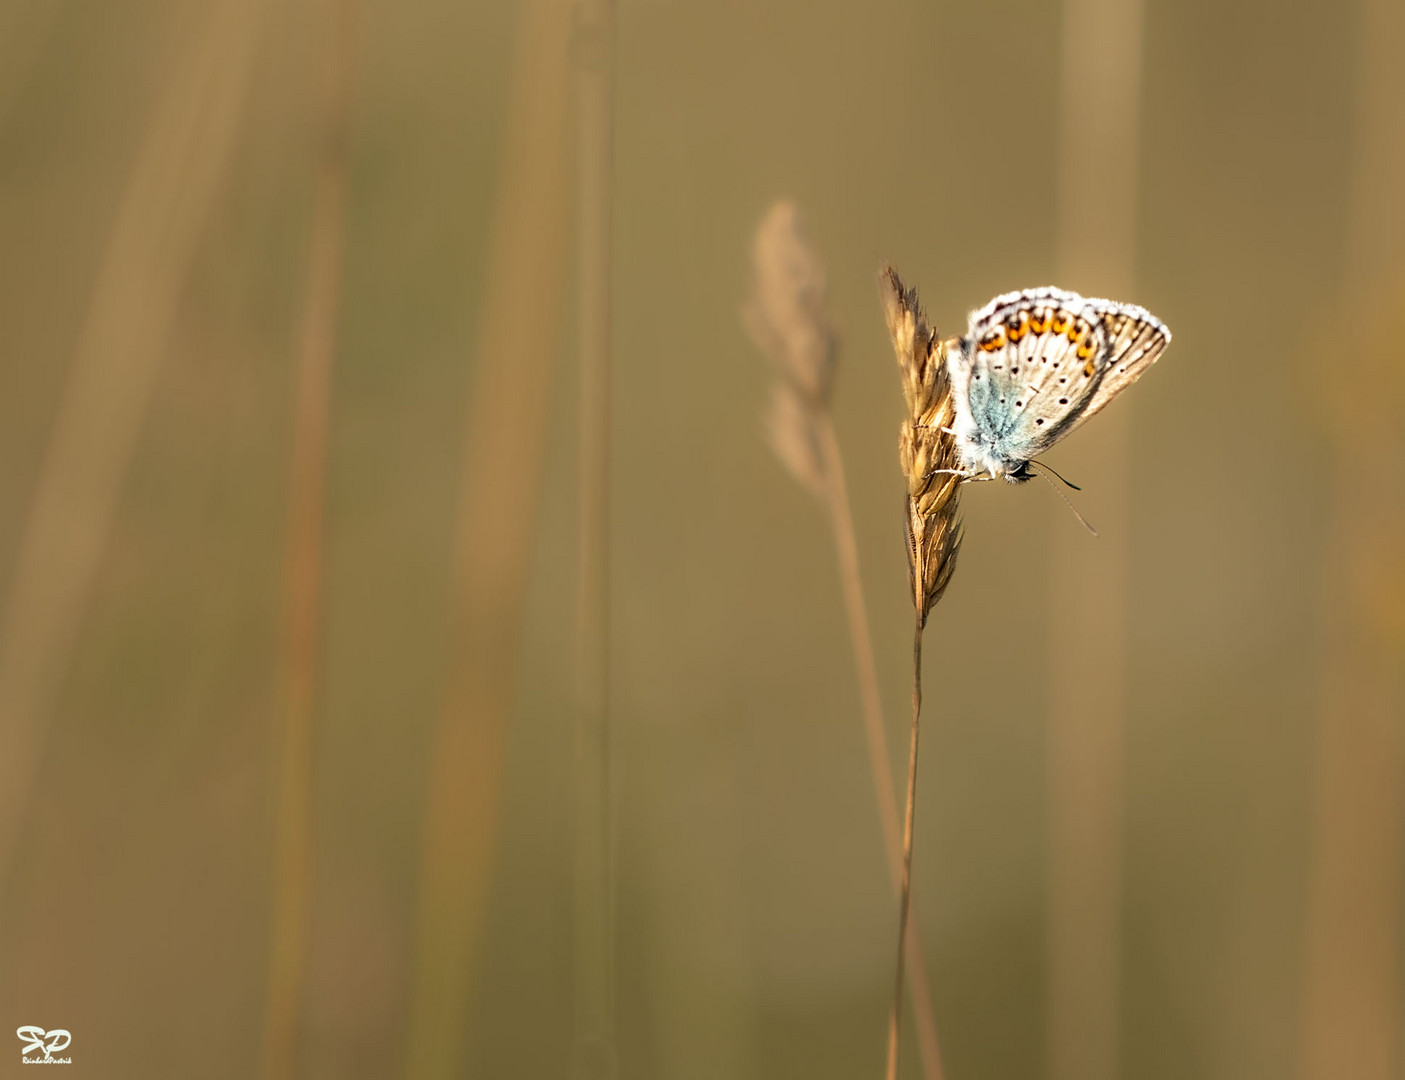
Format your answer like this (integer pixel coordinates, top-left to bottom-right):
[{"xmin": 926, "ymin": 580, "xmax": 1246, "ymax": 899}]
[
  {"xmin": 402, "ymin": 1, "xmax": 575, "ymax": 1075},
  {"xmin": 818, "ymin": 415, "xmax": 944, "ymax": 1080},
  {"xmin": 572, "ymin": 0, "xmax": 617, "ymax": 1075},
  {"xmin": 260, "ymin": 3, "xmax": 351, "ymax": 1076},
  {"xmin": 885, "ymin": 613, "xmax": 923, "ymax": 1080}
]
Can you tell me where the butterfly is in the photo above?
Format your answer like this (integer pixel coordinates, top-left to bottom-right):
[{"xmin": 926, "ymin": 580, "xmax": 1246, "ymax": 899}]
[{"xmin": 945, "ymin": 286, "xmax": 1171, "ymax": 483}]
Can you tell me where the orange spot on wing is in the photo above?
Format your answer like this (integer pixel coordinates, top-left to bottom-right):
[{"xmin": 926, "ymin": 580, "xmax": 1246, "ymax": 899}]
[{"xmin": 978, "ymin": 329, "xmax": 1005, "ymax": 352}]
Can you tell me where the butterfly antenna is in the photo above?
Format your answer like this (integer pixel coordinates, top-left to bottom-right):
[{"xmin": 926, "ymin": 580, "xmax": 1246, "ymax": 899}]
[
  {"xmin": 1030, "ymin": 458, "xmax": 1081, "ymax": 490},
  {"xmin": 1029, "ymin": 462, "xmax": 1099, "ymax": 537}
]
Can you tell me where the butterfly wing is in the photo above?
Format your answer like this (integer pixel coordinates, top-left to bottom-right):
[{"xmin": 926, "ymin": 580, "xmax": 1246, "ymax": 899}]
[
  {"xmin": 954, "ymin": 288, "xmax": 1107, "ymax": 471},
  {"xmin": 951, "ymin": 287, "xmax": 1170, "ymax": 476},
  {"xmin": 1061, "ymin": 301, "xmax": 1172, "ymax": 436}
]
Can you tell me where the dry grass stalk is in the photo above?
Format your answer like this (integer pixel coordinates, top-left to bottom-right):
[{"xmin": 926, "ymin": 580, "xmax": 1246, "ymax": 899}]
[
  {"xmin": 747, "ymin": 205, "xmax": 946, "ymax": 1080},
  {"xmin": 0, "ymin": 0, "xmax": 261, "ymax": 910},
  {"xmin": 879, "ymin": 267, "xmax": 963, "ymax": 1080},
  {"xmin": 260, "ymin": 3, "xmax": 352, "ymax": 1078},
  {"xmin": 402, "ymin": 0, "xmax": 574, "ymax": 1076}
]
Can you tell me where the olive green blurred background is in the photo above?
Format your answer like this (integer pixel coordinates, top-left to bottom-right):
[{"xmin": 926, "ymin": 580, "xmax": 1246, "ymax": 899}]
[{"xmin": 0, "ymin": 0, "xmax": 1401, "ymax": 1078}]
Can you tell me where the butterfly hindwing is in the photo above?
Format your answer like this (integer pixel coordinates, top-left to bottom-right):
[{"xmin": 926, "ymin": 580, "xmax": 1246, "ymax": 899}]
[{"xmin": 1070, "ymin": 305, "xmax": 1172, "ymax": 432}]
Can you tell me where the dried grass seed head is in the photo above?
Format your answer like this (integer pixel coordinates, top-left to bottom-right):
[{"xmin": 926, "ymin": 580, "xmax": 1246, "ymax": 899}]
[
  {"xmin": 880, "ymin": 266, "xmax": 965, "ymax": 621},
  {"xmin": 746, "ymin": 200, "xmax": 836, "ymax": 405}
]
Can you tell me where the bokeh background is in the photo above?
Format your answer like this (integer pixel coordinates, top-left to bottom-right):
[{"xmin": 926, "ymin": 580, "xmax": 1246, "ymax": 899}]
[{"xmin": 0, "ymin": 0, "xmax": 1401, "ymax": 1078}]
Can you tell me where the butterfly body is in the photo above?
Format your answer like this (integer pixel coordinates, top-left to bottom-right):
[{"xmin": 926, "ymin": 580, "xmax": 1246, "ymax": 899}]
[{"xmin": 945, "ymin": 287, "xmax": 1171, "ymax": 482}]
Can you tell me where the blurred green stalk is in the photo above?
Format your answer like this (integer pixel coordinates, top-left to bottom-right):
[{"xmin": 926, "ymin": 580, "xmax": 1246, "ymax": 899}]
[
  {"xmin": 0, "ymin": 0, "xmax": 260, "ymax": 928},
  {"xmin": 260, "ymin": 2, "xmax": 352, "ymax": 1077},
  {"xmin": 572, "ymin": 0, "xmax": 618, "ymax": 1077},
  {"xmin": 1049, "ymin": 1, "xmax": 1145, "ymax": 1078},
  {"xmin": 403, "ymin": 0, "xmax": 574, "ymax": 1075},
  {"xmin": 1300, "ymin": 1, "xmax": 1405, "ymax": 1076}
]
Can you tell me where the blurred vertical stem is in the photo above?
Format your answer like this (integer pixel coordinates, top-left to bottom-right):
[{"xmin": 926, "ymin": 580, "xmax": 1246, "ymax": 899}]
[
  {"xmin": 884, "ymin": 612, "xmax": 924, "ymax": 1080},
  {"xmin": 817, "ymin": 416, "xmax": 944, "ymax": 1080},
  {"xmin": 260, "ymin": 2, "xmax": 352, "ymax": 1078},
  {"xmin": 1049, "ymin": 1, "xmax": 1144, "ymax": 1078},
  {"xmin": 402, "ymin": 0, "xmax": 574, "ymax": 1076},
  {"xmin": 750, "ymin": 211, "xmax": 945, "ymax": 1080},
  {"xmin": 572, "ymin": 0, "xmax": 616, "ymax": 1076},
  {"xmin": 1300, "ymin": 1, "xmax": 1405, "ymax": 1076},
  {"xmin": 0, "ymin": 0, "xmax": 260, "ymax": 920}
]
